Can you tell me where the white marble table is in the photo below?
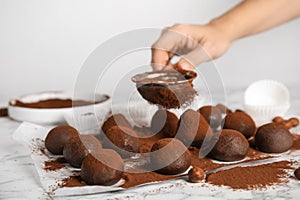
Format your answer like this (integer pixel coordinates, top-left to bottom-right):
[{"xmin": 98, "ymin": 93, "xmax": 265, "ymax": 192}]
[{"xmin": 1, "ymin": 88, "xmax": 300, "ymax": 200}]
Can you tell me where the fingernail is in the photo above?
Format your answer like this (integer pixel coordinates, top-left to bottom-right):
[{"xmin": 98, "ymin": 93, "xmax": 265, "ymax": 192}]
[{"xmin": 179, "ymin": 62, "xmax": 193, "ymax": 71}]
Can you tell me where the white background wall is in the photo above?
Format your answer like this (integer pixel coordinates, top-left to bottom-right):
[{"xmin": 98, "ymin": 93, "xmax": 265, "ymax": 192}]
[{"xmin": 1, "ymin": 0, "xmax": 300, "ymax": 103}]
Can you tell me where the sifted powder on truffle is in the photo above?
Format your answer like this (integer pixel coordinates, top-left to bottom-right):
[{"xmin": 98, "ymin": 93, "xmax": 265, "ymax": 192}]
[{"xmin": 206, "ymin": 161, "xmax": 294, "ymax": 190}]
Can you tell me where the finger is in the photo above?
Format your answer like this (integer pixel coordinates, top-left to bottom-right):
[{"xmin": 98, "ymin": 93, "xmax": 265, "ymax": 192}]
[
  {"xmin": 177, "ymin": 46, "xmax": 211, "ymax": 70},
  {"xmin": 151, "ymin": 28, "xmax": 186, "ymax": 71},
  {"xmin": 151, "ymin": 48, "xmax": 172, "ymax": 71},
  {"xmin": 177, "ymin": 59, "xmax": 194, "ymax": 71},
  {"xmin": 160, "ymin": 63, "xmax": 178, "ymax": 71}
]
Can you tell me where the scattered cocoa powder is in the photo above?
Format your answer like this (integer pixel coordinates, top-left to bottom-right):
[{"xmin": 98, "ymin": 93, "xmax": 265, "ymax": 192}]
[
  {"xmin": 0, "ymin": 107, "xmax": 8, "ymax": 117},
  {"xmin": 122, "ymin": 171, "xmax": 179, "ymax": 188},
  {"xmin": 44, "ymin": 158, "xmax": 66, "ymax": 171},
  {"xmin": 11, "ymin": 96, "xmax": 109, "ymax": 109},
  {"xmin": 135, "ymin": 127, "xmax": 166, "ymax": 153},
  {"xmin": 60, "ymin": 176, "xmax": 85, "ymax": 187},
  {"xmin": 206, "ymin": 161, "xmax": 294, "ymax": 190}
]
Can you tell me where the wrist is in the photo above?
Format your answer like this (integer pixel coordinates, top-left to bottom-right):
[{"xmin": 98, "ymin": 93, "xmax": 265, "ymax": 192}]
[{"xmin": 208, "ymin": 18, "xmax": 240, "ymax": 43}]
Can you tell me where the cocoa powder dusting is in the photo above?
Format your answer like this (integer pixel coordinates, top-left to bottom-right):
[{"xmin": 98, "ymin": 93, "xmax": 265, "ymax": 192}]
[
  {"xmin": 60, "ymin": 176, "xmax": 84, "ymax": 187},
  {"xmin": 135, "ymin": 127, "xmax": 166, "ymax": 153},
  {"xmin": 44, "ymin": 158, "xmax": 66, "ymax": 171},
  {"xmin": 189, "ymin": 146, "xmax": 226, "ymax": 171},
  {"xmin": 122, "ymin": 171, "xmax": 179, "ymax": 188},
  {"xmin": 206, "ymin": 161, "xmax": 294, "ymax": 190}
]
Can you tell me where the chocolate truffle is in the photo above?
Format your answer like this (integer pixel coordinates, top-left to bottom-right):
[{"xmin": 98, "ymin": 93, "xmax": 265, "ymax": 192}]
[
  {"xmin": 45, "ymin": 125, "xmax": 79, "ymax": 155},
  {"xmin": 103, "ymin": 126, "xmax": 140, "ymax": 158},
  {"xmin": 150, "ymin": 138, "xmax": 191, "ymax": 175},
  {"xmin": 255, "ymin": 123, "xmax": 293, "ymax": 153},
  {"xmin": 63, "ymin": 135, "xmax": 102, "ymax": 168},
  {"xmin": 216, "ymin": 104, "xmax": 232, "ymax": 114},
  {"xmin": 188, "ymin": 167, "xmax": 205, "ymax": 183},
  {"xmin": 177, "ymin": 109, "xmax": 214, "ymax": 147},
  {"xmin": 294, "ymin": 167, "xmax": 300, "ymax": 180},
  {"xmin": 151, "ymin": 109, "xmax": 179, "ymax": 137},
  {"xmin": 102, "ymin": 114, "xmax": 132, "ymax": 134},
  {"xmin": 210, "ymin": 129, "xmax": 249, "ymax": 162},
  {"xmin": 223, "ymin": 112, "xmax": 256, "ymax": 139},
  {"xmin": 81, "ymin": 149, "xmax": 124, "ymax": 186},
  {"xmin": 198, "ymin": 106, "xmax": 222, "ymax": 129}
]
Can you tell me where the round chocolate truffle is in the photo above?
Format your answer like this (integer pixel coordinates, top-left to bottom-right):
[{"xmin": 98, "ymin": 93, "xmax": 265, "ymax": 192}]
[
  {"xmin": 188, "ymin": 167, "xmax": 205, "ymax": 183},
  {"xmin": 210, "ymin": 129, "xmax": 249, "ymax": 162},
  {"xmin": 45, "ymin": 125, "xmax": 79, "ymax": 155},
  {"xmin": 63, "ymin": 135, "xmax": 102, "ymax": 168},
  {"xmin": 216, "ymin": 104, "xmax": 232, "ymax": 114},
  {"xmin": 223, "ymin": 112, "xmax": 256, "ymax": 139},
  {"xmin": 177, "ymin": 109, "xmax": 214, "ymax": 147},
  {"xmin": 255, "ymin": 123, "xmax": 293, "ymax": 153},
  {"xmin": 294, "ymin": 167, "xmax": 300, "ymax": 180},
  {"xmin": 103, "ymin": 126, "xmax": 140, "ymax": 158},
  {"xmin": 198, "ymin": 106, "xmax": 222, "ymax": 129},
  {"xmin": 150, "ymin": 138, "xmax": 191, "ymax": 175},
  {"xmin": 81, "ymin": 149, "xmax": 124, "ymax": 186},
  {"xmin": 151, "ymin": 109, "xmax": 179, "ymax": 137},
  {"xmin": 102, "ymin": 114, "xmax": 132, "ymax": 134}
]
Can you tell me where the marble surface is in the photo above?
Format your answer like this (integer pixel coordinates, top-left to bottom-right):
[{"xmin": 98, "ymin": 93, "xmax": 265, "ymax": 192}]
[{"xmin": 1, "ymin": 88, "xmax": 300, "ymax": 200}]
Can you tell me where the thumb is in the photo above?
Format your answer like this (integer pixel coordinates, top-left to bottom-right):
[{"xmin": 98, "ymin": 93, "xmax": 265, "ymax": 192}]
[{"xmin": 177, "ymin": 46, "xmax": 211, "ymax": 70}]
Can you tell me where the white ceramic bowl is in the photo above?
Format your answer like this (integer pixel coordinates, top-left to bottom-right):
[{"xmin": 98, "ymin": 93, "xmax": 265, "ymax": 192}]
[
  {"xmin": 8, "ymin": 91, "xmax": 110, "ymax": 125},
  {"xmin": 244, "ymin": 80, "xmax": 290, "ymax": 123}
]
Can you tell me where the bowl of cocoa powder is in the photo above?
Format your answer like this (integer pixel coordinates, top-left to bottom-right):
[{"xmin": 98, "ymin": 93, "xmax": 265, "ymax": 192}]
[
  {"xmin": 8, "ymin": 91, "xmax": 110, "ymax": 124},
  {"xmin": 132, "ymin": 70, "xmax": 197, "ymax": 109}
]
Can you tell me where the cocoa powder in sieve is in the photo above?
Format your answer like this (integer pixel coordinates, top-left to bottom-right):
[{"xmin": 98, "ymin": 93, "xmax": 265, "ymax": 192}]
[{"xmin": 137, "ymin": 82, "xmax": 196, "ymax": 109}]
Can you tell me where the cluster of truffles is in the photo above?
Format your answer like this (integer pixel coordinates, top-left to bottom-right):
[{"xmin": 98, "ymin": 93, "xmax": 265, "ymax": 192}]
[
  {"xmin": 44, "ymin": 102, "xmax": 299, "ymax": 186},
  {"xmin": 102, "ymin": 114, "xmax": 191, "ymax": 175},
  {"xmin": 45, "ymin": 125, "xmax": 124, "ymax": 186}
]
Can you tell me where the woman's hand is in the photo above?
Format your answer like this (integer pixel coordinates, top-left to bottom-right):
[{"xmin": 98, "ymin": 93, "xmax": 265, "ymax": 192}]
[
  {"xmin": 151, "ymin": 0, "xmax": 300, "ymax": 71},
  {"xmin": 151, "ymin": 23, "xmax": 231, "ymax": 71}
]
